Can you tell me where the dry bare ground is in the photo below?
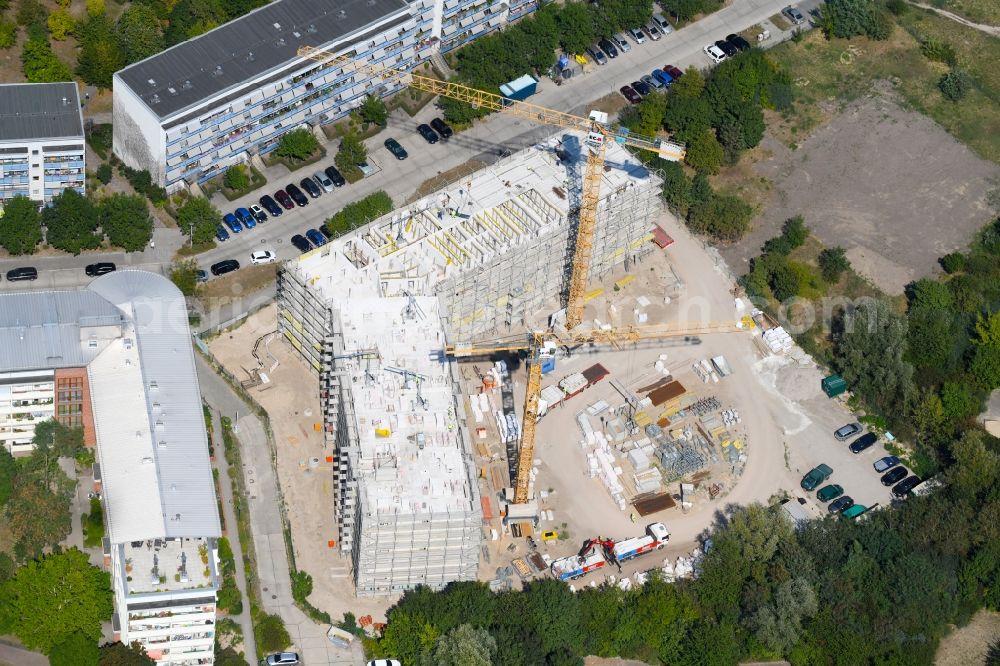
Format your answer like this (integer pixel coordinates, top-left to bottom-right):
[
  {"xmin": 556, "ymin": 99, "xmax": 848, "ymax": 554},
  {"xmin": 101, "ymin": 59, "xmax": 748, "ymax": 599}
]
[{"xmin": 935, "ymin": 609, "xmax": 1000, "ymax": 666}]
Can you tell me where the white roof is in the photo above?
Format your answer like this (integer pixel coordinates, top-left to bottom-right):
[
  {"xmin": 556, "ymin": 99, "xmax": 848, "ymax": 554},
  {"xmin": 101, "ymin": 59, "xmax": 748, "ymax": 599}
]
[{"xmin": 88, "ymin": 271, "xmax": 220, "ymax": 543}]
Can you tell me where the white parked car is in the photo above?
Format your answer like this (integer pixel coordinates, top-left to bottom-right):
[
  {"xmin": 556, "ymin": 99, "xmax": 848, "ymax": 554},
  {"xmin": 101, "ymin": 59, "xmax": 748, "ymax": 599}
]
[
  {"xmin": 313, "ymin": 170, "xmax": 335, "ymax": 193},
  {"xmin": 366, "ymin": 661, "xmax": 402, "ymax": 666},
  {"xmin": 265, "ymin": 653, "xmax": 300, "ymax": 666},
  {"xmin": 628, "ymin": 26, "xmax": 646, "ymax": 44},
  {"xmin": 643, "ymin": 21, "xmax": 662, "ymax": 40},
  {"xmin": 250, "ymin": 249, "xmax": 277, "ymax": 265},
  {"xmin": 704, "ymin": 43, "xmax": 727, "ymax": 63}
]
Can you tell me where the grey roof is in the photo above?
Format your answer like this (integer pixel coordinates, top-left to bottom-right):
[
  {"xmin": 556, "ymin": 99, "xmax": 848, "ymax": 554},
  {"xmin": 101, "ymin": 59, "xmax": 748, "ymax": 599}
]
[
  {"xmin": 89, "ymin": 271, "xmax": 220, "ymax": 542},
  {"xmin": 0, "ymin": 290, "xmax": 123, "ymax": 372},
  {"xmin": 0, "ymin": 83, "xmax": 84, "ymax": 142},
  {"xmin": 116, "ymin": 0, "xmax": 410, "ymax": 120}
]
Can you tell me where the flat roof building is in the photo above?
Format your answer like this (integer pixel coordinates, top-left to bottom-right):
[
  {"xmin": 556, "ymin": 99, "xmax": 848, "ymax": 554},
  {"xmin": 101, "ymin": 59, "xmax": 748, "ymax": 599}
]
[
  {"xmin": 112, "ymin": 0, "xmax": 538, "ymax": 191},
  {"xmin": 0, "ymin": 272, "xmax": 222, "ymax": 665},
  {"xmin": 277, "ymin": 132, "xmax": 661, "ymax": 595},
  {"xmin": 0, "ymin": 82, "xmax": 85, "ymax": 207}
]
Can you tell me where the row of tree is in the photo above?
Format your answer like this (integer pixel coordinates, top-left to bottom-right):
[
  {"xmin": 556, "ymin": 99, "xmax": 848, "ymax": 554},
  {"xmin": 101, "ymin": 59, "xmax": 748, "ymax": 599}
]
[{"xmin": 0, "ymin": 190, "xmax": 153, "ymax": 256}]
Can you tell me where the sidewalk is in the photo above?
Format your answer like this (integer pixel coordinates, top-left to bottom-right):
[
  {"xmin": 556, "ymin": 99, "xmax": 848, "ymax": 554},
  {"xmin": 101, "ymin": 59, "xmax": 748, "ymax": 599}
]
[{"xmin": 195, "ymin": 353, "xmax": 364, "ymax": 666}]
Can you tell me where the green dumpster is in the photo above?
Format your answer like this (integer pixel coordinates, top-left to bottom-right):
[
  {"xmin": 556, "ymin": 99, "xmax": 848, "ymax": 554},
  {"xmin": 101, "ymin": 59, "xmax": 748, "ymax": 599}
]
[{"xmin": 822, "ymin": 374, "xmax": 848, "ymax": 398}]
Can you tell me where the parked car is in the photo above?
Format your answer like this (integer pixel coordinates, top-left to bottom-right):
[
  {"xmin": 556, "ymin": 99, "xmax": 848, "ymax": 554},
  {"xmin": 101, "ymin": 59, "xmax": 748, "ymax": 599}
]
[
  {"xmin": 324, "ymin": 165, "xmax": 346, "ymax": 186},
  {"xmin": 313, "ymin": 170, "xmax": 335, "ymax": 193},
  {"xmin": 800, "ymin": 463, "xmax": 833, "ymax": 491},
  {"xmin": 783, "ymin": 4, "xmax": 805, "ymax": 24},
  {"xmin": 210, "ymin": 259, "xmax": 240, "ymax": 276},
  {"xmin": 880, "ymin": 467, "xmax": 908, "ymax": 486},
  {"xmin": 631, "ymin": 80, "xmax": 652, "ymax": 96},
  {"xmin": 265, "ymin": 653, "xmax": 300, "ymax": 666},
  {"xmin": 652, "ymin": 69, "xmax": 674, "ymax": 87},
  {"xmin": 290, "ymin": 234, "xmax": 312, "ymax": 253},
  {"xmin": 611, "ymin": 33, "xmax": 631, "ymax": 52},
  {"xmin": 726, "ymin": 33, "xmax": 752, "ymax": 51},
  {"xmin": 892, "ymin": 475, "xmax": 921, "ymax": 498},
  {"xmin": 249, "ymin": 204, "xmax": 268, "ymax": 222},
  {"xmin": 274, "ymin": 190, "xmax": 295, "ymax": 210},
  {"xmin": 196, "ymin": 269, "xmax": 208, "ymax": 283},
  {"xmin": 216, "ymin": 225, "xmax": 230, "ymax": 242},
  {"xmin": 828, "ymin": 496, "xmax": 855, "ymax": 514},
  {"xmin": 259, "ymin": 195, "xmax": 282, "ymax": 217},
  {"xmin": 250, "ymin": 249, "xmax": 276, "ymax": 265},
  {"xmin": 366, "ymin": 660, "xmax": 402, "ymax": 666},
  {"xmin": 85, "ymin": 262, "xmax": 116, "ymax": 277},
  {"xmin": 628, "ymin": 26, "xmax": 646, "ymax": 44},
  {"xmin": 642, "ymin": 74, "xmax": 662, "ymax": 90},
  {"xmin": 597, "ymin": 38, "xmax": 618, "ymax": 58},
  {"xmin": 222, "ymin": 212, "xmax": 243, "ymax": 233},
  {"xmin": 834, "ymin": 422, "xmax": 862, "ymax": 441},
  {"xmin": 849, "ymin": 432, "xmax": 878, "ymax": 454},
  {"xmin": 619, "ymin": 85, "xmax": 642, "ymax": 104},
  {"xmin": 643, "ymin": 22, "xmax": 662, "ymax": 40},
  {"xmin": 300, "ymin": 177, "xmax": 322, "ymax": 199},
  {"xmin": 652, "ymin": 13, "xmax": 673, "ymax": 34},
  {"xmin": 6, "ymin": 266, "xmax": 37, "ymax": 282},
  {"xmin": 384, "ymin": 137, "xmax": 408, "ymax": 160},
  {"xmin": 841, "ymin": 504, "xmax": 867, "ymax": 519},
  {"xmin": 664, "ymin": 64, "xmax": 684, "ymax": 79},
  {"xmin": 704, "ymin": 43, "xmax": 727, "ymax": 63},
  {"xmin": 305, "ymin": 228, "xmax": 328, "ymax": 247},
  {"xmin": 417, "ymin": 123, "xmax": 439, "ymax": 144},
  {"xmin": 716, "ymin": 39, "xmax": 739, "ymax": 57},
  {"xmin": 816, "ymin": 484, "xmax": 844, "ymax": 502},
  {"xmin": 585, "ymin": 45, "xmax": 608, "ymax": 65},
  {"xmin": 873, "ymin": 455, "xmax": 900, "ymax": 473},
  {"xmin": 235, "ymin": 207, "xmax": 256, "ymax": 229},
  {"xmin": 430, "ymin": 117, "xmax": 453, "ymax": 139},
  {"xmin": 285, "ymin": 183, "xmax": 308, "ymax": 206}
]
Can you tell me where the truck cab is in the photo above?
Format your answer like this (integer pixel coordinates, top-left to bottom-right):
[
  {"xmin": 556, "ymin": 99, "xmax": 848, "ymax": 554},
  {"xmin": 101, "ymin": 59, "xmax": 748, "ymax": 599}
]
[{"xmin": 647, "ymin": 522, "xmax": 670, "ymax": 542}]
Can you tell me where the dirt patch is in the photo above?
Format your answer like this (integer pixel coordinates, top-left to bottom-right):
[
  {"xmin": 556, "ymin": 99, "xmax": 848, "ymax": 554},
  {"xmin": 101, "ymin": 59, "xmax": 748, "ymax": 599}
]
[
  {"xmin": 935, "ymin": 609, "xmax": 1000, "ymax": 666},
  {"xmin": 719, "ymin": 90, "xmax": 1000, "ymax": 294},
  {"xmin": 406, "ymin": 158, "xmax": 488, "ymax": 204},
  {"xmin": 587, "ymin": 92, "xmax": 629, "ymax": 117},
  {"xmin": 199, "ymin": 265, "xmax": 277, "ymax": 306}
]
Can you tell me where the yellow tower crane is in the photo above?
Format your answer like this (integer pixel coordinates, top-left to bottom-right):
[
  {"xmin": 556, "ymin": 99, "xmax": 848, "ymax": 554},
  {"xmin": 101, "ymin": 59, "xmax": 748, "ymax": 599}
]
[{"xmin": 297, "ymin": 45, "xmax": 685, "ymax": 329}]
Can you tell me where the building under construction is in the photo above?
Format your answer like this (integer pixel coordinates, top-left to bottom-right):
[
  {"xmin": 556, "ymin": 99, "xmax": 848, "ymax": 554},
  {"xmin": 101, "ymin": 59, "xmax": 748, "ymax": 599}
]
[{"xmin": 276, "ymin": 131, "xmax": 662, "ymax": 595}]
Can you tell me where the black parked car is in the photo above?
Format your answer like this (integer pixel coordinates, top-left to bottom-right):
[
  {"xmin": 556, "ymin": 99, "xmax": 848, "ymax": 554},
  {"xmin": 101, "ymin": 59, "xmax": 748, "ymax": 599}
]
[
  {"xmin": 716, "ymin": 39, "xmax": 739, "ymax": 57},
  {"xmin": 324, "ymin": 166, "xmax": 346, "ymax": 187},
  {"xmin": 598, "ymin": 38, "xmax": 619, "ymax": 58},
  {"xmin": 85, "ymin": 262, "xmax": 116, "ymax": 277},
  {"xmin": 300, "ymin": 177, "xmax": 322, "ymax": 199},
  {"xmin": 259, "ymin": 195, "xmax": 283, "ymax": 217},
  {"xmin": 210, "ymin": 259, "xmax": 240, "ymax": 276},
  {"xmin": 384, "ymin": 138, "xmax": 408, "ymax": 160},
  {"xmin": 725, "ymin": 33, "xmax": 752, "ymax": 52},
  {"xmin": 417, "ymin": 123, "xmax": 439, "ymax": 144},
  {"xmin": 290, "ymin": 234, "xmax": 313, "ymax": 253},
  {"xmin": 6, "ymin": 266, "xmax": 37, "ymax": 281},
  {"xmin": 285, "ymin": 183, "xmax": 308, "ymax": 207},
  {"xmin": 430, "ymin": 117, "xmax": 453, "ymax": 139},
  {"xmin": 880, "ymin": 466, "xmax": 908, "ymax": 486},
  {"xmin": 828, "ymin": 496, "xmax": 855, "ymax": 514},
  {"xmin": 849, "ymin": 432, "xmax": 878, "ymax": 454},
  {"xmin": 631, "ymin": 80, "xmax": 653, "ymax": 96},
  {"xmin": 892, "ymin": 475, "xmax": 921, "ymax": 498}
]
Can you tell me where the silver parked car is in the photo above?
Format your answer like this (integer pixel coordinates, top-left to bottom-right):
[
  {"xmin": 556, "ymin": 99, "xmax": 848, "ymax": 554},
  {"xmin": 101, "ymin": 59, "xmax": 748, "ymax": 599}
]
[
  {"xmin": 313, "ymin": 170, "xmax": 335, "ymax": 193},
  {"xmin": 834, "ymin": 422, "xmax": 863, "ymax": 441}
]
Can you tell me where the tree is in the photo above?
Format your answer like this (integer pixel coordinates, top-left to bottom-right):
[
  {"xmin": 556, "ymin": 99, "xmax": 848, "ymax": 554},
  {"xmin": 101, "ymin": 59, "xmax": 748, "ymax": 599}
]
[
  {"xmin": 684, "ymin": 130, "xmax": 723, "ymax": 174},
  {"xmin": 660, "ymin": 161, "xmax": 692, "ymax": 216},
  {"xmin": 98, "ymin": 642, "xmax": 155, "ymax": 666},
  {"xmin": 836, "ymin": 298, "xmax": 915, "ymax": 415},
  {"xmin": 781, "ymin": 215, "xmax": 808, "ymax": 248},
  {"xmin": 50, "ymin": 631, "xmax": 99, "ymax": 666},
  {"xmin": 175, "ymin": 196, "xmax": 222, "ymax": 246},
  {"xmin": 939, "ymin": 69, "xmax": 971, "ymax": 102},
  {"xmin": 0, "ymin": 21, "xmax": 16, "ymax": 49},
  {"xmin": 0, "ymin": 194, "xmax": 42, "ymax": 255},
  {"xmin": 970, "ymin": 346, "xmax": 1000, "ymax": 389},
  {"xmin": 663, "ymin": 95, "xmax": 713, "ymax": 143},
  {"xmin": 5, "ymin": 481, "xmax": 71, "ymax": 559},
  {"xmin": 819, "ymin": 246, "xmax": 850, "ymax": 282},
  {"xmin": 254, "ymin": 612, "xmax": 290, "ymax": 654},
  {"xmin": 556, "ymin": 1, "xmax": 595, "ymax": 54},
  {"xmin": 769, "ymin": 259, "xmax": 801, "ymax": 301},
  {"xmin": 0, "ymin": 447, "xmax": 15, "ymax": 508},
  {"xmin": 47, "ymin": 8, "xmax": 74, "ymax": 40},
  {"xmin": 21, "ymin": 27, "xmax": 73, "ymax": 82},
  {"xmin": 687, "ymin": 193, "xmax": 753, "ymax": 241},
  {"xmin": 622, "ymin": 91, "xmax": 668, "ymax": 138},
  {"xmin": 99, "ymin": 193, "xmax": 153, "ymax": 251},
  {"xmin": 751, "ymin": 578, "xmax": 818, "ymax": 654},
  {"xmin": 274, "ymin": 128, "xmax": 319, "ymax": 161},
  {"xmin": 76, "ymin": 15, "xmax": 125, "ymax": 88},
  {"xmin": 0, "ymin": 549, "xmax": 112, "ymax": 653},
  {"xmin": 820, "ymin": 0, "xmax": 892, "ymax": 39},
  {"xmin": 948, "ymin": 431, "xmax": 1000, "ymax": 498},
  {"xmin": 428, "ymin": 624, "xmax": 497, "ymax": 666},
  {"xmin": 672, "ymin": 67, "xmax": 706, "ymax": 99},
  {"xmin": 115, "ymin": 5, "xmax": 164, "ymax": 64},
  {"xmin": 170, "ymin": 259, "xmax": 201, "ymax": 296},
  {"xmin": 43, "ymin": 188, "xmax": 102, "ymax": 254},
  {"xmin": 85, "ymin": 0, "xmax": 104, "ymax": 16},
  {"xmin": 33, "ymin": 419, "xmax": 84, "ymax": 458},
  {"xmin": 223, "ymin": 164, "xmax": 250, "ymax": 191},
  {"xmin": 939, "ymin": 252, "xmax": 965, "ymax": 274},
  {"xmin": 335, "ymin": 130, "xmax": 368, "ymax": 177},
  {"xmin": 913, "ymin": 388, "xmax": 950, "ymax": 450},
  {"xmin": 96, "ymin": 163, "xmax": 113, "ymax": 185},
  {"xmin": 358, "ymin": 94, "xmax": 388, "ymax": 126}
]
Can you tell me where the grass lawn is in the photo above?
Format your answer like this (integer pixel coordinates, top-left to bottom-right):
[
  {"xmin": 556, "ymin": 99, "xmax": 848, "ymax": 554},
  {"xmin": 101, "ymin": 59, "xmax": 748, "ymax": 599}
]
[
  {"xmin": 768, "ymin": 12, "xmax": 1000, "ymax": 164},
  {"xmin": 932, "ymin": 0, "xmax": 1000, "ymax": 24}
]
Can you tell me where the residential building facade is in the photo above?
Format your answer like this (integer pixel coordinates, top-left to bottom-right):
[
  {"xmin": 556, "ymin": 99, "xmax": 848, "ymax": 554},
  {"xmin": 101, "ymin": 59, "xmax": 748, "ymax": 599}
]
[
  {"xmin": 112, "ymin": 0, "xmax": 542, "ymax": 191},
  {"xmin": 0, "ymin": 82, "xmax": 85, "ymax": 207}
]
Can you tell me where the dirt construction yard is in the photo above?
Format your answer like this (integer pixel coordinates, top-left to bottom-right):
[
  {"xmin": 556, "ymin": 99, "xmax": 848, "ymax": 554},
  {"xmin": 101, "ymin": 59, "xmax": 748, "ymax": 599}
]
[{"xmin": 720, "ymin": 90, "xmax": 1000, "ymax": 295}]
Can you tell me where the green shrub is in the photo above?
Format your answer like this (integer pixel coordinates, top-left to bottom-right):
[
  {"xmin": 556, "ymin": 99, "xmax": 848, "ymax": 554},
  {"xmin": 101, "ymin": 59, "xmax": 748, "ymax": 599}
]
[
  {"xmin": 819, "ymin": 246, "xmax": 851, "ymax": 283},
  {"xmin": 95, "ymin": 163, "xmax": 113, "ymax": 185},
  {"xmin": 939, "ymin": 252, "xmax": 965, "ymax": 274},
  {"xmin": 939, "ymin": 69, "xmax": 971, "ymax": 102},
  {"xmin": 920, "ymin": 37, "xmax": 957, "ymax": 66},
  {"xmin": 275, "ymin": 128, "xmax": 319, "ymax": 161}
]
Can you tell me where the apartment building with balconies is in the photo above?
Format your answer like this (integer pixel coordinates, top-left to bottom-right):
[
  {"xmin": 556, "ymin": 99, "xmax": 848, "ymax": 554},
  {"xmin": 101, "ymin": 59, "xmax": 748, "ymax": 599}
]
[
  {"xmin": 436, "ymin": 0, "xmax": 538, "ymax": 52},
  {"xmin": 0, "ymin": 82, "xmax": 85, "ymax": 207}
]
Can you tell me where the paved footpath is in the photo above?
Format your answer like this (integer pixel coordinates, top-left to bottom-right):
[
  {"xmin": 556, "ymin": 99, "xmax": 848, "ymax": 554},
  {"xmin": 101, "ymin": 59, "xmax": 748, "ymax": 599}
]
[{"xmin": 196, "ymin": 353, "xmax": 364, "ymax": 666}]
